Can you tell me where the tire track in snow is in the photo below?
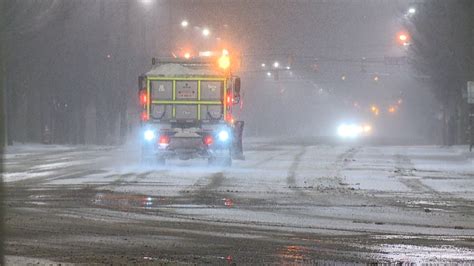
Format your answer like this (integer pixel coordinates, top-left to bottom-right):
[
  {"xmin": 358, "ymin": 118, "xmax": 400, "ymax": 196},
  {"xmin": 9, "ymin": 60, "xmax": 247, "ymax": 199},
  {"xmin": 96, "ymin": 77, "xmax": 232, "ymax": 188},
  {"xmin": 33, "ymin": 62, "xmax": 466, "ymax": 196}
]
[
  {"xmin": 286, "ymin": 146, "xmax": 359, "ymax": 197},
  {"xmin": 286, "ymin": 146, "xmax": 307, "ymax": 190},
  {"xmin": 107, "ymin": 171, "xmax": 160, "ymax": 187},
  {"xmin": 180, "ymin": 172, "xmax": 230, "ymax": 206},
  {"xmin": 5, "ymin": 148, "xmax": 116, "ymax": 174},
  {"xmin": 330, "ymin": 147, "xmax": 359, "ymax": 184},
  {"xmin": 7, "ymin": 168, "xmax": 107, "ymax": 187},
  {"xmin": 394, "ymin": 154, "xmax": 437, "ymax": 193},
  {"xmin": 307, "ymin": 146, "xmax": 359, "ymax": 190},
  {"xmin": 248, "ymin": 150, "xmax": 294, "ymax": 168}
]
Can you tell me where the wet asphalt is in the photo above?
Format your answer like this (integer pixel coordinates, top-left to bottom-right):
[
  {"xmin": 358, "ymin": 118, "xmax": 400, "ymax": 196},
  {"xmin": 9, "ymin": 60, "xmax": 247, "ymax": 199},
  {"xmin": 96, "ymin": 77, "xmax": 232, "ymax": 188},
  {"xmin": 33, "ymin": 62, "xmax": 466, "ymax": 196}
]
[{"xmin": 3, "ymin": 140, "xmax": 474, "ymax": 264}]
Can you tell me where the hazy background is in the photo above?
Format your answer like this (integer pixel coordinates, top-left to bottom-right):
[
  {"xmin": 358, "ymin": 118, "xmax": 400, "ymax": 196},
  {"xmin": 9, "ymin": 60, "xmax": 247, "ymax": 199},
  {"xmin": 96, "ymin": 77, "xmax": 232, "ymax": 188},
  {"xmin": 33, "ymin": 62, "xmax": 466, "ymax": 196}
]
[{"xmin": 2, "ymin": 0, "xmax": 462, "ymax": 145}]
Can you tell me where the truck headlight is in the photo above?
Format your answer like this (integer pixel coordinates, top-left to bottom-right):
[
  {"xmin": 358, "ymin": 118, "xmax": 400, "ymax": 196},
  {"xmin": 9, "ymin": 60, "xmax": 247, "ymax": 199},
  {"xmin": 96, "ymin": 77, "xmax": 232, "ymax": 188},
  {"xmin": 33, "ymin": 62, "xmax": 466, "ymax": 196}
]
[
  {"xmin": 144, "ymin": 130, "xmax": 156, "ymax": 141},
  {"xmin": 218, "ymin": 130, "xmax": 230, "ymax": 142}
]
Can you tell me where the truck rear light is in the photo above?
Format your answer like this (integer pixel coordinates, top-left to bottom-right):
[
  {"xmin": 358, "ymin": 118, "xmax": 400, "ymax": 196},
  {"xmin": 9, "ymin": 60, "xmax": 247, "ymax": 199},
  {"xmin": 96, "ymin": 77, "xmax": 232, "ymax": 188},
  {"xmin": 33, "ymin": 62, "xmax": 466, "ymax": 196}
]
[
  {"xmin": 141, "ymin": 110, "xmax": 149, "ymax": 122},
  {"xmin": 159, "ymin": 135, "xmax": 170, "ymax": 145},
  {"xmin": 139, "ymin": 90, "xmax": 147, "ymax": 106},
  {"xmin": 226, "ymin": 113, "xmax": 234, "ymax": 124},
  {"xmin": 203, "ymin": 135, "xmax": 213, "ymax": 146}
]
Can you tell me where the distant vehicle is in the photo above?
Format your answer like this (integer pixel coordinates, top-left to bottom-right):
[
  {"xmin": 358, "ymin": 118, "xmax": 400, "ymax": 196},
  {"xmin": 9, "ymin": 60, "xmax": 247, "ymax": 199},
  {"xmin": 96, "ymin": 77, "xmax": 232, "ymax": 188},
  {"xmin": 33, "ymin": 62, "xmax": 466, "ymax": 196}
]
[
  {"xmin": 337, "ymin": 122, "xmax": 373, "ymax": 139},
  {"xmin": 138, "ymin": 55, "xmax": 243, "ymax": 166}
]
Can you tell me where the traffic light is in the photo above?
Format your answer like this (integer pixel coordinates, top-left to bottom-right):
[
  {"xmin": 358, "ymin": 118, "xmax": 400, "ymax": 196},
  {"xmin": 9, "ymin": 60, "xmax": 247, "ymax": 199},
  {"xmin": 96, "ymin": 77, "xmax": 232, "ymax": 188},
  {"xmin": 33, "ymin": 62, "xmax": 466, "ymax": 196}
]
[{"xmin": 397, "ymin": 32, "xmax": 410, "ymax": 46}]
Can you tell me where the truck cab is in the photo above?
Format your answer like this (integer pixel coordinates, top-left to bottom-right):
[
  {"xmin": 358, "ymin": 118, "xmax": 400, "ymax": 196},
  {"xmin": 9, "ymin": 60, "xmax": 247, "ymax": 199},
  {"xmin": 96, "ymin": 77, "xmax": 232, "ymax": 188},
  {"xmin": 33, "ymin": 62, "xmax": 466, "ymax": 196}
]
[{"xmin": 138, "ymin": 57, "xmax": 242, "ymax": 166}]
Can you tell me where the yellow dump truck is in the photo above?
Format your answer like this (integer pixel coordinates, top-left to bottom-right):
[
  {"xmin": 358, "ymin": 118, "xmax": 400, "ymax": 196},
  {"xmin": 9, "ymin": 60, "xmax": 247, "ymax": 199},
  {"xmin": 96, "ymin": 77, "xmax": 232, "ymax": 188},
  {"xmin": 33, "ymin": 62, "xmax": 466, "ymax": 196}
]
[{"xmin": 138, "ymin": 57, "xmax": 243, "ymax": 166}]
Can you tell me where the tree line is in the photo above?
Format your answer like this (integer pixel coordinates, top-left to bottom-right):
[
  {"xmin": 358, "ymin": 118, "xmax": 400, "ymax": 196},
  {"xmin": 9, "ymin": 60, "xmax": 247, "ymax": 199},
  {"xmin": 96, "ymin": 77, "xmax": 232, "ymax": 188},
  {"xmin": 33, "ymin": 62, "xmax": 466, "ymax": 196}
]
[
  {"xmin": 408, "ymin": 0, "xmax": 474, "ymax": 145},
  {"xmin": 2, "ymin": 0, "xmax": 167, "ymax": 145}
]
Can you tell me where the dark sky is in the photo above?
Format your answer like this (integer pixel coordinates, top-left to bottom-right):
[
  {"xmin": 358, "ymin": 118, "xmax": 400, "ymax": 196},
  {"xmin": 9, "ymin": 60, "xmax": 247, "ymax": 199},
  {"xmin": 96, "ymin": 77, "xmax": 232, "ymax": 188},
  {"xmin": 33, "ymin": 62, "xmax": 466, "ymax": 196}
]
[
  {"xmin": 4, "ymin": 0, "xmax": 437, "ymax": 143},
  {"xmin": 168, "ymin": 0, "xmax": 411, "ymax": 58}
]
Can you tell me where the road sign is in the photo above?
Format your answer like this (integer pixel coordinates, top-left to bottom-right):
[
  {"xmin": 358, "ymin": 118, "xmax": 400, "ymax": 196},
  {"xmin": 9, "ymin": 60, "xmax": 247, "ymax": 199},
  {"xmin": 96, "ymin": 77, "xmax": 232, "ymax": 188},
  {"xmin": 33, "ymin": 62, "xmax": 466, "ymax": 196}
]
[{"xmin": 468, "ymin": 81, "xmax": 474, "ymax": 104}]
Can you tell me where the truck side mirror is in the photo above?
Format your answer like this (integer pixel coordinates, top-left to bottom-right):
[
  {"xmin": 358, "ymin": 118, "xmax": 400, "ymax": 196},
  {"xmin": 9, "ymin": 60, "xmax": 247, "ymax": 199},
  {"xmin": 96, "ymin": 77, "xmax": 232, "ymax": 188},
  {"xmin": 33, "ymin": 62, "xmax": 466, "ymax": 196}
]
[{"xmin": 233, "ymin": 77, "xmax": 241, "ymax": 104}]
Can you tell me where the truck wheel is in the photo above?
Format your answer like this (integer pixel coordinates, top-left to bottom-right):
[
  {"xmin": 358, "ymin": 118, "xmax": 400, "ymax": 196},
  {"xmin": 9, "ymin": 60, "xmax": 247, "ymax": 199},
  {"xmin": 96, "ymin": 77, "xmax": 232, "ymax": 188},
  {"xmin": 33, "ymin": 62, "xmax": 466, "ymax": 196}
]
[
  {"xmin": 222, "ymin": 148, "xmax": 232, "ymax": 167},
  {"xmin": 225, "ymin": 148, "xmax": 232, "ymax": 167},
  {"xmin": 141, "ymin": 145, "xmax": 154, "ymax": 165}
]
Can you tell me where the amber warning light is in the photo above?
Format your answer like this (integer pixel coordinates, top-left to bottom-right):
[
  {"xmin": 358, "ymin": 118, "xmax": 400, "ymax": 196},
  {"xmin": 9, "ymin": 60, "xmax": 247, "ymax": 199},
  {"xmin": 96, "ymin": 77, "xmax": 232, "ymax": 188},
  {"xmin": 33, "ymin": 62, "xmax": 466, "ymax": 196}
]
[{"xmin": 218, "ymin": 55, "xmax": 231, "ymax": 69}]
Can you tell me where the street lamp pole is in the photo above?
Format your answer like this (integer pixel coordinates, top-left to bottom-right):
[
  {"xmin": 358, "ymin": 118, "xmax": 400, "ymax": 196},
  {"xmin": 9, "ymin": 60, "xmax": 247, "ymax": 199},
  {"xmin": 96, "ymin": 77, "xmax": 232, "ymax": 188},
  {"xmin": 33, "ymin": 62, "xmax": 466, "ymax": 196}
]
[
  {"xmin": 467, "ymin": 82, "xmax": 474, "ymax": 151},
  {"xmin": 0, "ymin": 0, "xmax": 6, "ymax": 261},
  {"xmin": 468, "ymin": 82, "xmax": 474, "ymax": 151},
  {"xmin": 0, "ymin": 2, "xmax": 6, "ymax": 148}
]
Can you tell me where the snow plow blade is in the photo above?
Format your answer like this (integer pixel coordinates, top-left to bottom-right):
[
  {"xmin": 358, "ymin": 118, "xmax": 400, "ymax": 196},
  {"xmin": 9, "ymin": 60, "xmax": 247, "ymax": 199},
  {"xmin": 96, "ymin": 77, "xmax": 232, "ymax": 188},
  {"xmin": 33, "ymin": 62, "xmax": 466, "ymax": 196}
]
[{"xmin": 232, "ymin": 121, "xmax": 245, "ymax": 160}]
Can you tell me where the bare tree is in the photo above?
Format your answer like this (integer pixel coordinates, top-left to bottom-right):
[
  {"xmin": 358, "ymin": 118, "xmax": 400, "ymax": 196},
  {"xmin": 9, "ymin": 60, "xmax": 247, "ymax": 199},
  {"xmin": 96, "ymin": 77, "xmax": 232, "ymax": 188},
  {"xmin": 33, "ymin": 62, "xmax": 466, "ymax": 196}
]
[
  {"xmin": 3, "ymin": 0, "xmax": 78, "ymax": 145},
  {"xmin": 408, "ymin": 0, "xmax": 474, "ymax": 145}
]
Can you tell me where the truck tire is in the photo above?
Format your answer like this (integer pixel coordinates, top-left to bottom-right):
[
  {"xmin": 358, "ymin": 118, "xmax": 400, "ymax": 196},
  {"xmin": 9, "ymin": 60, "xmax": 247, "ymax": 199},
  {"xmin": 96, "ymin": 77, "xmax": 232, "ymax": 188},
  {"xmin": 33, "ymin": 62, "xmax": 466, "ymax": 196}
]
[
  {"xmin": 208, "ymin": 148, "xmax": 232, "ymax": 167},
  {"xmin": 224, "ymin": 147, "xmax": 232, "ymax": 167}
]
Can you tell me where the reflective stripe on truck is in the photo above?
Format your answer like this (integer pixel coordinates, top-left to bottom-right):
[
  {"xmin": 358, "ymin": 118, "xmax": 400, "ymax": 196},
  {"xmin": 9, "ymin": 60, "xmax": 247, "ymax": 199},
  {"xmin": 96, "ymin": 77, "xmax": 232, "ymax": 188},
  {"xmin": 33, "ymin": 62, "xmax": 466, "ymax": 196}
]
[{"xmin": 146, "ymin": 77, "xmax": 227, "ymax": 120}]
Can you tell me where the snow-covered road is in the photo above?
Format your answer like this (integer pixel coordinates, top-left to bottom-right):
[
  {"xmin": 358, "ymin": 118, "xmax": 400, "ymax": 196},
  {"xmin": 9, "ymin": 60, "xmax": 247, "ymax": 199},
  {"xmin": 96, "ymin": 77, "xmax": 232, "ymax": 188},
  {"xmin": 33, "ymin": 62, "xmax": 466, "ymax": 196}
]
[{"xmin": 3, "ymin": 139, "xmax": 474, "ymax": 264}]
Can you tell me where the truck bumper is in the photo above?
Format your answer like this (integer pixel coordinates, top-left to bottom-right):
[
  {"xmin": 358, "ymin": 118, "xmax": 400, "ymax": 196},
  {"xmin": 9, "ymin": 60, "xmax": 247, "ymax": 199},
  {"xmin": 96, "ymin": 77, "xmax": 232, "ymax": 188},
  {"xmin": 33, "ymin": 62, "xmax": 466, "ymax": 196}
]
[{"xmin": 142, "ymin": 136, "xmax": 231, "ymax": 160}]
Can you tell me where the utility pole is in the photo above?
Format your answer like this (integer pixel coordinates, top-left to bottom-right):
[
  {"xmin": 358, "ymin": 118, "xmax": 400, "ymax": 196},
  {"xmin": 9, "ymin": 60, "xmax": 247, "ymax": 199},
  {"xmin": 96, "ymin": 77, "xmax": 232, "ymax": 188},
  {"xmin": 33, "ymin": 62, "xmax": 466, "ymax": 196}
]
[
  {"xmin": 469, "ymin": 95, "xmax": 474, "ymax": 152},
  {"xmin": 0, "ymin": 1, "xmax": 6, "ymax": 147},
  {"xmin": 468, "ymin": 82, "xmax": 474, "ymax": 151},
  {"xmin": 0, "ymin": 0, "xmax": 6, "ymax": 262},
  {"xmin": 470, "ymin": 3, "xmax": 474, "ymax": 152}
]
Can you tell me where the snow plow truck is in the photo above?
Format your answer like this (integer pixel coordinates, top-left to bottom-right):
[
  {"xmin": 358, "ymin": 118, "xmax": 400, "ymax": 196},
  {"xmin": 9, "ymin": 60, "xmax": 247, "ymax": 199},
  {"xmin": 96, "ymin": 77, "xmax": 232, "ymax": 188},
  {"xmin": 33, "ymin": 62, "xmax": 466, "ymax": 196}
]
[{"xmin": 138, "ymin": 56, "xmax": 243, "ymax": 166}]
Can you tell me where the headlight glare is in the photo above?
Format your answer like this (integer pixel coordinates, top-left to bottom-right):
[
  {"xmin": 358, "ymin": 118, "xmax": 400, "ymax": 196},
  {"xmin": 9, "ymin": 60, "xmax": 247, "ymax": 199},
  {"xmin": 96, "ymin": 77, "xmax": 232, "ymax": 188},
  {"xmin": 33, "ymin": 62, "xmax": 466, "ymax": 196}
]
[
  {"xmin": 218, "ymin": 130, "xmax": 230, "ymax": 142},
  {"xmin": 144, "ymin": 130, "xmax": 155, "ymax": 141}
]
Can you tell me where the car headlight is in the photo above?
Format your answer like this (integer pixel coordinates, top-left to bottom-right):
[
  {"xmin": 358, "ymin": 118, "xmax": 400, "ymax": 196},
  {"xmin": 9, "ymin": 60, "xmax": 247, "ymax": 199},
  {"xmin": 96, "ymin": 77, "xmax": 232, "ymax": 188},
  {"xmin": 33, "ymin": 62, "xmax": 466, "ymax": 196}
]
[
  {"xmin": 217, "ymin": 130, "xmax": 230, "ymax": 142},
  {"xmin": 362, "ymin": 125, "xmax": 372, "ymax": 133},
  {"xmin": 144, "ymin": 130, "xmax": 155, "ymax": 141},
  {"xmin": 337, "ymin": 124, "xmax": 361, "ymax": 138}
]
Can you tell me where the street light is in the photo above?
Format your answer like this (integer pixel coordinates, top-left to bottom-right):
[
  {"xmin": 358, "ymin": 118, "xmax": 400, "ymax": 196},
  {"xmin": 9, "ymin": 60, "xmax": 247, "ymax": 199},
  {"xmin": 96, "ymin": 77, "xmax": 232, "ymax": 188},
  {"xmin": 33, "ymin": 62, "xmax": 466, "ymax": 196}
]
[
  {"xmin": 371, "ymin": 105, "xmax": 380, "ymax": 116},
  {"xmin": 181, "ymin": 20, "xmax": 189, "ymax": 28},
  {"xmin": 139, "ymin": 0, "xmax": 154, "ymax": 5},
  {"xmin": 202, "ymin": 28, "xmax": 210, "ymax": 37},
  {"xmin": 408, "ymin": 7, "xmax": 416, "ymax": 14}
]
